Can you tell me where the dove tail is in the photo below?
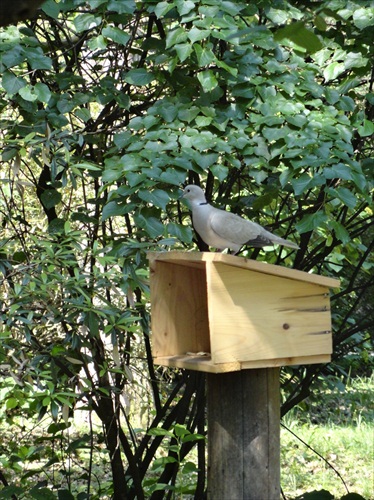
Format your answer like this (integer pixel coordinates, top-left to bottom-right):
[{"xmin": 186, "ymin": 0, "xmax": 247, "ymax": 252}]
[{"xmin": 271, "ymin": 235, "xmax": 299, "ymax": 249}]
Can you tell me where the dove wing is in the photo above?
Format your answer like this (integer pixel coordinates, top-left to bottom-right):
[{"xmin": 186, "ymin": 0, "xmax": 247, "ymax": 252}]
[{"xmin": 210, "ymin": 209, "xmax": 271, "ymax": 247}]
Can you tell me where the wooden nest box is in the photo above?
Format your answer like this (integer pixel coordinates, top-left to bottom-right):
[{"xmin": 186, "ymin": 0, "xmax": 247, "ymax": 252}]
[{"xmin": 148, "ymin": 252, "xmax": 339, "ymax": 373}]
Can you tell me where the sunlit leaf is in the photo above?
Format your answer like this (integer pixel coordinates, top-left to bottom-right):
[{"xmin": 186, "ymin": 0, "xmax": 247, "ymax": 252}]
[{"xmin": 197, "ymin": 70, "xmax": 218, "ymax": 92}]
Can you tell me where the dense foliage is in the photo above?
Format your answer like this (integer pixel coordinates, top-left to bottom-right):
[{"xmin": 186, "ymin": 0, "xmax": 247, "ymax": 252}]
[{"xmin": 0, "ymin": 0, "xmax": 373, "ymax": 498}]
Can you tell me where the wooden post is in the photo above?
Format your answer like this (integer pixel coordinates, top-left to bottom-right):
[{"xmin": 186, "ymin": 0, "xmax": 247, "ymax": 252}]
[{"xmin": 207, "ymin": 368, "xmax": 280, "ymax": 500}]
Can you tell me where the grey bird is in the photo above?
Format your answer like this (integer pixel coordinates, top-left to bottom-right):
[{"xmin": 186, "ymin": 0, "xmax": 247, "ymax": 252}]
[{"xmin": 181, "ymin": 184, "xmax": 299, "ymax": 254}]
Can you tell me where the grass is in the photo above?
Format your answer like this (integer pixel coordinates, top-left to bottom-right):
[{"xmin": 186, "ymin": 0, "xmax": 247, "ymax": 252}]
[
  {"xmin": 281, "ymin": 374, "xmax": 374, "ymax": 499},
  {"xmin": 281, "ymin": 423, "xmax": 373, "ymax": 498}
]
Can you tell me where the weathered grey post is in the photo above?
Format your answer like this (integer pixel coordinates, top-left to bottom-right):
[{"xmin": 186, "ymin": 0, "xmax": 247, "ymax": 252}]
[
  {"xmin": 148, "ymin": 251, "xmax": 339, "ymax": 499},
  {"xmin": 207, "ymin": 369, "xmax": 280, "ymax": 500}
]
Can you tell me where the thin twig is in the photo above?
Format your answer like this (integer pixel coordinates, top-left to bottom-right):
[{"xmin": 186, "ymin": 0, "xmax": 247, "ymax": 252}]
[{"xmin": 280, "ymin": 421, "xmax": 350, "ymax": 494}]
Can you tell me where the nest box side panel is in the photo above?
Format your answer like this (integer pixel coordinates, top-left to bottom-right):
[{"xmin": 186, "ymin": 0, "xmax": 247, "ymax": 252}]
[
  {"xmin": 150, "ymin": 261, "xmax": 210, "ymax": 358},
  {"xmin": 207, "ymin": 263, "xmax": 333, "ymax": 364}
]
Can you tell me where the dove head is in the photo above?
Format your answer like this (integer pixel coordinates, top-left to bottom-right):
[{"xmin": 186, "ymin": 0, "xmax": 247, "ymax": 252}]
[{"xmin": 180, "ymin": 185, "xmax": 207, "ymax": 206}]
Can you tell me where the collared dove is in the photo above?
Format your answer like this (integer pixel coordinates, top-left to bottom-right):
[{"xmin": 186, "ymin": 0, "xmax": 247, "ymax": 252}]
[{"xmin": 181, "ymin": 184, "xmax": 299, "ymax": 254}]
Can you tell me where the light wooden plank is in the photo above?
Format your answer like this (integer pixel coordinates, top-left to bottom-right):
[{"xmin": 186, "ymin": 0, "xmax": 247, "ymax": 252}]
[
  {"xmin": 153, "ymin": 355, "xmax": 241, "ymax": 373},
  {"xmin": 148, "ymin": 251, "xmax": 340, "ymax": 289},
  {"xmin": 240, "ymin": 354, "xmax": 331, "ymax": 369},
  {"xmin": 153, "ymin": 354, "xmax": 331, "ymax": 372},
  {"xmin": 207, "ymin": 263, "xmax": 333, "ymax": 364},
  {"xmin": 149, "ymin": 260, "xmax": 210, "ymax": 357}
]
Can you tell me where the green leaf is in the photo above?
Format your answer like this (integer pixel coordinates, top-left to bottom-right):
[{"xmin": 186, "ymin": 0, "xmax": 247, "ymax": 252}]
[
  {"xmin": 23, "ymin": 47, "xmax": 52, "ymax": 70},
  {"xmin": 74, "ymin": 162, "xmax": 102, "ymax": 172},
  {"xmin": 138, "ymin": 189, "xmax": 170, "ymax": 210},
  {"xmin": 19, "ymin": 85, "xmax": 38, "ymax": 101},
  {"xmin": 144, "ymin": 217, "xmax": 165, "ymax": 238},
  {"xmin": 30, "ymin": 487, "xmax": 57, "ymax": 499},
  {"xmin": 159, "ymin": 168, "xmax": 186, "ymax": 185},
  {"xmin": 88, "ymin": 35, "xmax": 107, "ymax": 51},
  {"xmin": 35, "ymin": 82, "xmax": 51, "ymax": 103},
  {"xmin": 274, "ymin": 22, "xmax": 323, "ymax": 54},
  {"xmin": 102, "ymin": 201, "xmax": 130, "ymax": 220},
  {"xmin": 327, "ymin": 187, "xmax": 357, "ymax": 208},
  {"xmin": 291, "ymin": 174, "xmax": 313, "ymax": 196},
  {"xmin": 323, "ymin": 164, "xmax": 353, "ymax": 181},
  {"xmin": 57, "ymin": 491, "xmax": 75, "ymax": 500},
  {"xmin": 178, "ymin": 106, "xmax": 200, "ymax": 123},
  {"xmin": 42, "ymin": 0, "xmax": 61, "ymax": 17},
  {"xmin": 0, "ymin": 486, "xmax": 25, "ymax": 499},
  {"xmin": 167, "ymin": 222, "xmax": 193, "ymax": 243},
  {"xmin": 216, "ymin": 59, "xmax": 238, "ymax": 76},
  {"xmin": 13, "ymin": 251, "xmax": 27, "ymax": 263},
  {"xmin": 197, "ymin": 70, "xmax": 218, "ymax": 92},
  {"xmin": 159, "ymin": 102, "xmax": 178, "ymax": 122},
  {"xmin": 108, "ymin": 0, "xmax": 136, "ymax": 14},
  {"xmin": 182, "ymin": 461, "xmax": 199, "ymax": 473},
  {"xmin": 175, "ymin": 42, "xmax": 193, "ymax": 62},
  {"xmin": 135, "ymin": 214, "xmax": 165, "ymax": 238},
  {"xmin": 0, "ymin": 45, "xmax": 24, "ymax": 68},
  {"xmin": 174, "ymin": 424, "xmax": 190, "ymax": 437},
  {"xmin": 176, "ymin": 0, "xmax": 195, "ymax": 16},
  {"xmin": 102, "ymin": 26, "xmax": 130, "ymax": 45},
  {"xmin": 323, "ymin": 62, "xmax": 345, "ymax": 82},
  {"xmin": 48, "ymin": 218, "xmax": 65, "ymax": 234},
  {"xmin": 314, "ymin": 15, "xmax": 327, "ymax": 31},
  {"xmin": 344, "ymin": 52, "xmax": 368, "ymax": 70},
  {"xmin": 166, "ymin": 27, "xmax": 188, "ymax": 49},
  {"xmin": 194, "ymin": 45, "xmax": 215, "ymax": 67},
  {"xmin": 87, "ymin": 310, "xmax": 99, "ymax": 337},
  {"xmin": 2, "ymin": 71, "xmax": 26, "ymax": 95},
  {"xmin": 124, "ymin": 68, "xmax": 154, "ymax": 86},
  {"xmin": 73, "ymin": 13, "xmax": 102, "ymax": 32},
  {"xmin": 41, "ymin": 189, "xmax": 62, "ymax": 209},
  {"xmin": 330, "ymin": 220, "xmax": 350, "ymax": 244},
  {"xmin": 6, "ymin": 397, "xmax": 18, "ymax": 409},
  {"xmin": 154, "ymin": 2, "xmax": 176, "ymax": 18},
  {"xmin": 295, "ymin": 212, "xmax": 328, "ymax": 234},
  {"xmin": 353, "ymin": 7, "xmax": 374, "ymax": 30},
  {"xmin": 148, "ymin": 427, "xmax": 174, "ymax": 437},
  {"xmin": 210, "ymin": 164, "xmax": 228, "ymax": 182},
  {"xmin": 188, "ymin": 26, "xmax": 211, "ymax": 43},
  {"xmin": 357, "ymin": 119, "xmax": 374, "ymax": 137},
  {"xmin": 266, "ymin": 8, "xmax": 289, "ymax": 25},
  {"xmin": 181, "ymin": 433, "xmax": 205, "ymax": 443}
]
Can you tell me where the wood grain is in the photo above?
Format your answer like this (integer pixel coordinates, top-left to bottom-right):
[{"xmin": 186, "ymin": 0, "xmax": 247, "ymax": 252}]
[
  {"xmin": 207, "ymin": 262, "xmax": 333, "ymax": 364},
  {"xmin": 149, "ymin": 260, "xmax": 210, "ymax": 357},
  {"xmin": 207, "ymin": 368, "xmax": 280, "ymax": 499}
]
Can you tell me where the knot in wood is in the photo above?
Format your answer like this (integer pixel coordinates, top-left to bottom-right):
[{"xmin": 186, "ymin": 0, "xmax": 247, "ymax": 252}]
[{"xmin": 282, "ymin": 323, "xmax": 290, "ymax": 330}]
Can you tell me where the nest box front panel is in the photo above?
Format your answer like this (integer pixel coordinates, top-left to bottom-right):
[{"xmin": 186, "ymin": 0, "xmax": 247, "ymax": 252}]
[{"xmin": 207, "ymin": 263, "xmax": 332, "ymax": 365}]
